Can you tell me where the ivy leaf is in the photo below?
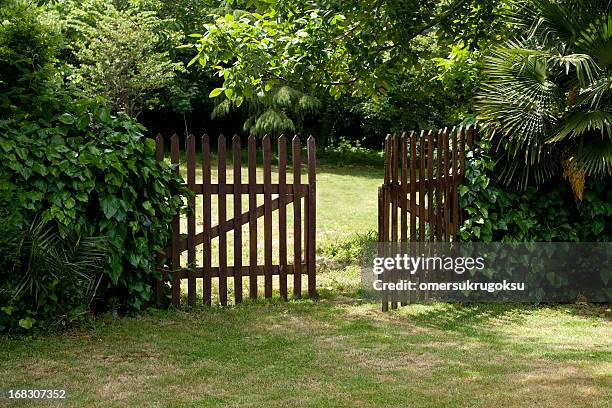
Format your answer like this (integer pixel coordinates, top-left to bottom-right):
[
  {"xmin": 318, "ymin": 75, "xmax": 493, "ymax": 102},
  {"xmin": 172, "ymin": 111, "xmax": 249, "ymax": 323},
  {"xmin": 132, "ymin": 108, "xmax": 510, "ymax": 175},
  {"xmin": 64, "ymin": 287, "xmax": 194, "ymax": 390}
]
[
  {"xmin": 18, "ymin": 317, "xmax": 35, "ymax": 330},
  {"xmin": 58, "ymin": 113, "xmax": 75, "ymax": 124},
  {"xmin": 100, "ymin": 195, "xmax": 120, "ymax": 219}
]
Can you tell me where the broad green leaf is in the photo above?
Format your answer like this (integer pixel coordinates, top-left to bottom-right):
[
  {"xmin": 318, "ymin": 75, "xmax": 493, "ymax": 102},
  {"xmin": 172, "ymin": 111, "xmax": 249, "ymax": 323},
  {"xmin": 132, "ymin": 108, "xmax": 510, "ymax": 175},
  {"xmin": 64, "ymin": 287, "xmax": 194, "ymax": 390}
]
[{"xmin": 209, "ymin": 88, "xmax": 223, "ymax": 98}]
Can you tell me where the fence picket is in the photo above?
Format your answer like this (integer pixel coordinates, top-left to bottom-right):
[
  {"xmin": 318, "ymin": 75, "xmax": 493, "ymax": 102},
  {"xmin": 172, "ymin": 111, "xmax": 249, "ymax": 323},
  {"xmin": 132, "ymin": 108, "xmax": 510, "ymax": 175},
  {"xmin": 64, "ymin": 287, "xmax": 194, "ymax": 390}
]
[
  {"xmin": 443, "ymin": 129, "xmax": 451, "ymax": 241},
  {"xmin": 391, "ymin": 135, "xmax": 399, "ymax": 244},
  {"xmin": 307, "ymin": 136, "xmax": 317, "ymax": 298},
  {"xmin": 170, "ymin": 134, "xmax": 181, "ymax": 306},
  {"xmin": 187, "ymin": 134, "xmax": 196, "ymax": 305},
  {"xmin": 410, "ymin": 132, "xmax": 417, "ymax": 242},
  {"xmin": 401, "ymin": 133, "xmax": 408, "ymax": 244},
  {"xmin": 452, "ymin": 128, "xmax": 459, "ymax": 236},
  {"xmin": 263, "ymin": 136, "xmax": 273, "ymax": 298},
  {"xmin": 202, "ymin": 135, "xmax": 212, "ymax": 305},
  {"xmin": 418, "ymin": 131, "xmax": 426, "ymax": 243},
  {"xmin": 218, "ymin": 135, "xmax": 228, "ymax": 306},
  {"xmin": 292, "ymin": 136, "xmax": 302, "ymax": 298},
  {"xmin": 427, "ymin": 131, "xmax": 435, "ymax": 243},
  {"xmin": 233, "ymin": 135, "xmax": 243, "ymax": 303},
  {"xmin": 248, "ymin": 136, "xmax": 258, "ymax": 299},
  {"xmin": 278, "ymin": 136, "xmax": 288, "ymax": 299},
  {"xmin": 436, "ymin": 129, "xmax": 444, "ymax": 241}
]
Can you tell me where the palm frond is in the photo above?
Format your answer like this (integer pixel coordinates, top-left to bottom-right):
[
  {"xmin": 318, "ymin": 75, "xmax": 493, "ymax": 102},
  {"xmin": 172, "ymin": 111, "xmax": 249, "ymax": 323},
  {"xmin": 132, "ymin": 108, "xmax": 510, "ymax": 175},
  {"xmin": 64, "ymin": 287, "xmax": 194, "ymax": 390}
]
[
  {"xmin": 575, "ymin": 15, "xmax": 612, "ymax": 69},
  {"xmin": 547, "ymin": 110, "xmax": 612, "ymax": 143},
  {"xmin": 13, "ymin": 217, "xmax": 108, "ymax": 309},
  {"xmin": 575, "ymin": 135, "xmax": 612, "ymax": 175},
  {"xmin": 525, "ymin": 0, "xmax": 580, "ymax": 44},
  {"xmin": 577, "ymin": 76, "xmax": 612, "ymax": 108}
]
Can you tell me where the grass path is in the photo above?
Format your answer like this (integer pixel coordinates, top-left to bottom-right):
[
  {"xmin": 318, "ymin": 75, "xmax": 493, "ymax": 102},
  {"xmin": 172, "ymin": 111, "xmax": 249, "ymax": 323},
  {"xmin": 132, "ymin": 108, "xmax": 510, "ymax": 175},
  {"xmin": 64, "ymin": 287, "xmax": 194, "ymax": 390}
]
[{"xmin": 0, "ymin": 302, "xmax": 610, "ymax": 407}]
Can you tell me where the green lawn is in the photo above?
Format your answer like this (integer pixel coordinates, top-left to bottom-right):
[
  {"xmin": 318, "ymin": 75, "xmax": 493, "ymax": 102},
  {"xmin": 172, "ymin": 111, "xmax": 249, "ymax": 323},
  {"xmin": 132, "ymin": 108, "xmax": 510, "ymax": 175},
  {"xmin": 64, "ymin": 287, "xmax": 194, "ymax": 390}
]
[
  {"xmin": 0, "ymin": 302, "xmax": 610, "ymax": 407},
  {"xmin": 1, "ymin": 157, "xmax": 610, "ymax": 407}
]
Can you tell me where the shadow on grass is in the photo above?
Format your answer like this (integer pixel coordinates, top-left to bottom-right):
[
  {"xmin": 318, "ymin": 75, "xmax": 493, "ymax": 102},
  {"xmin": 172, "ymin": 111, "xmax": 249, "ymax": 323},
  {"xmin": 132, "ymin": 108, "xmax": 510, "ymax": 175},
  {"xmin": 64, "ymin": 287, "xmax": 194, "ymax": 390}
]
[{"xmin": 1, "ymin": 299, "xmax": 610, "ymax": 407}]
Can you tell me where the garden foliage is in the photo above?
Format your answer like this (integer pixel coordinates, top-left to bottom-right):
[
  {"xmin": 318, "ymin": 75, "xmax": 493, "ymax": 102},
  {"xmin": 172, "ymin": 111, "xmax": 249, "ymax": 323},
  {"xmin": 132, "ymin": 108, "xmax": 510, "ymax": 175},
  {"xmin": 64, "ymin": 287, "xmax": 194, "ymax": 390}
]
[
  {"xmin": 0, "ymin": 3, "xmax": 183, "ymax": 334},
  {"xmin": 459, "ymin": 139, "xmax": 612, "ymax": 242},
  {"xmin": 458, "ymin": 139, "xmax": 611, "ymax": 301},
  {"xmin": 477, "ymin": 0, "xmax": 612, "ymax": 193}
]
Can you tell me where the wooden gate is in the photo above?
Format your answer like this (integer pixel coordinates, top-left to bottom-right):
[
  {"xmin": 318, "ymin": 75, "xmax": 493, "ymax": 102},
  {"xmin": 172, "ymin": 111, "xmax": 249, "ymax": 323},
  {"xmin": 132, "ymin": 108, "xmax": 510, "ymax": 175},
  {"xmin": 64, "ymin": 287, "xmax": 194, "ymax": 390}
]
[
  {"xmin": 378, "ymin": 125, "xmax": 476, "ymax": 310},
  {"xmin": 155, "ymin": 134, "xmax": 316, "ymax": 306}
]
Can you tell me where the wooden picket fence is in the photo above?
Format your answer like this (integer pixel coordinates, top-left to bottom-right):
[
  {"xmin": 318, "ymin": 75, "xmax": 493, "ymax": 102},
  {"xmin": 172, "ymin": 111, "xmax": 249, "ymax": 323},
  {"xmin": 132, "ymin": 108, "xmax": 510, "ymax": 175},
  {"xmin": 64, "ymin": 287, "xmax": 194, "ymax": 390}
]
[
  {"xmin": 155, "ymin": 134, "xmax": 317, "ymax": 306},
  {"xmin": 378, "ymin": 125, "xmax": 476, "ymax": 310}
]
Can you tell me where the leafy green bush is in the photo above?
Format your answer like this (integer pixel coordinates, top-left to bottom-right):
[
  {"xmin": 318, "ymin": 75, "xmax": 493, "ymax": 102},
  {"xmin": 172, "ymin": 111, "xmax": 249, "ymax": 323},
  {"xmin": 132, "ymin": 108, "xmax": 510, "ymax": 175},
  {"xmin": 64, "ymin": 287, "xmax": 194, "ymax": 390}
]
[
  {"xmin": 457, "ymin": 139, "xmax": 611, "ymax": 302},
  {"xmin": 318, "ymin": 138, "xmax": 384, "ymax": 167},
  {"xmin": 459, "ymin": 139, "xmax": 612, "ymax": 243},
  {"xmin": 0, "ymin": 98, "xmax": 184, "ymax": 316},
  {"xmin": 0, "ymin": 3, "xmax": 184, "ymax": 333}
]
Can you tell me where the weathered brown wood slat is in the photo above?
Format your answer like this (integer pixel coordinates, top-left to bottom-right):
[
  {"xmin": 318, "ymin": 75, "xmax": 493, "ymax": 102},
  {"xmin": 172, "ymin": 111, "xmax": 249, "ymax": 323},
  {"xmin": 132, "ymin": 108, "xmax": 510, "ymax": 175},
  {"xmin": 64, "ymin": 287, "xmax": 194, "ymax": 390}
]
[
  {"xmin": 383, "ymin": 135, "xmax": 391, "ymax": 243},
  {"xmin": 170, "ymin": 134, "xmax": 181, "ymax": 306},
  {"xmin": 418, "ymin": 131, "xmax": 426, "ymax": 242},
  {"xmin": 218, "ymin": 135, "xmax": 228, "ymax": 305},
  {"xmin": 248, "ymin": 136, "xmax": 258, "ymax": 299},
  {"xmin": 443, "ymin": 129, "xmax": 451, "ymax": 242},
  {"xmin": 452, "ymin": 128, "xmax": 459, "ymax": 236},
  {"xmin": 459, "ymin": 127, "xmax": 466, "ymax": 183},
  {"xmin": 187, "ymin": 134, "xmax": 196, "ymax": 305},
  {"xmin": 278, "ymin": 136, "xmax": 288, "ymax": 299},
  {"xmin": 401, "ymin": 133, "xmax": 408, "ymax": 244},
  {"xmin": 263, "ymin": 136, "xmax": 273, "ymax": 298},
  {"xmin": 292, "ymin": 136, "xmax": 302, "ymax": 298},
  {"xmin": 202, "ymin": 135, "xmax": 212, "ymax": 305},
  {"xmin": 410, "ymin": 132, "xmax": 417, "ymax": 241},
  {"xmin": 436, "ymin": 129, "xmax": 444, "ymax": 241},
  {"xmin": 427, "ymin": 131, "xmax": 435, "ymax": 242},
  {"xmin": 391, "ymin": 135, "xmax": 399, "ymax": 310},
  {"xmin": 307, "ymin": 136, "xmax": 317, "ymax": 298},
  {"xmin": 233, "ymin": 135, "xmax": 243, "ymax": 303},
  {"xmin": 155, "ymin": 135, "xmax": 166, "ymax": 305},
  {"xmin": 186, "ymin": 184, "xmax": 307, "ymax": 194},
  {"xmin": 400, "ymin": 135, "xmax": 408, "ymax": 306},
  {"xmin": 382, "ymin": 136, "xmax": 391, "ymax": 312},
  {"xmin": 391, "ymin": 135, "xmax": 399, "ymax": 244},
  {"xmin": 379, "ymin": 185, "xmax": 388, "ymax": 312}
]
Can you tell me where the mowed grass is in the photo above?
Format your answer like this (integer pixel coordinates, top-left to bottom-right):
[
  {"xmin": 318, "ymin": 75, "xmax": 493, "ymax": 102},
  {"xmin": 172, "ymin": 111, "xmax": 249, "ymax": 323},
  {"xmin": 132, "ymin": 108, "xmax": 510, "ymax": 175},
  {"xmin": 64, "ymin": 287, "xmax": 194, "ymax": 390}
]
[
  {"xmin": 0, "ymin": 302, "xmax": 610, "ymax": 407},
  {"xmin": 1, "ymin": 154, "xmax": 611, "ymax": 407}
]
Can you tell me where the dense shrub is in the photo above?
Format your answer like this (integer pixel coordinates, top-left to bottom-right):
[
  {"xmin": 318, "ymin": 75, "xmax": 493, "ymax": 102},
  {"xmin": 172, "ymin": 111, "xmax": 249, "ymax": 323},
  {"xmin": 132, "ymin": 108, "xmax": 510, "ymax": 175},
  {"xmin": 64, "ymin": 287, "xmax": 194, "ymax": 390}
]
[
  {"xmin": 0, "ymin": 3, "xmax": 184, "ymax": 333},
  {"xmin": 458, "ymin": 139, "xmax": 611, "ymax": 302},
  {"xmin": 459, "ymin": 139, "xmax": 612, "ymax": 242},
  {"xmin": 0, "ymin": 96, "xmax": 184, "ymax": 324}
]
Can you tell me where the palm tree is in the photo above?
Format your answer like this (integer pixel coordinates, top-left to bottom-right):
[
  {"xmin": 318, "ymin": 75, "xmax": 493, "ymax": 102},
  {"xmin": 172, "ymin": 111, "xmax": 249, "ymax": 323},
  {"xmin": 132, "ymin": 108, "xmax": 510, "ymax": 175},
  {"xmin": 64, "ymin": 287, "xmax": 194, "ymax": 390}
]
[{"xmin": 476, "ymin": 0, "xmax": 612, "ymax": 198}]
